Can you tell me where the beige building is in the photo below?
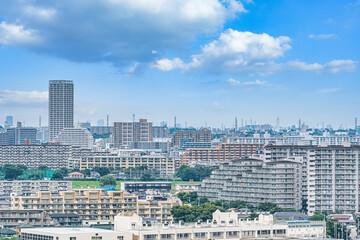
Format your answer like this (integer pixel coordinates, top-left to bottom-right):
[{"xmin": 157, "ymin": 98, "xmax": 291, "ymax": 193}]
[
  {"xmin": 180, "ymin": 143, "xmax": 264, "ymax": 165},
  {"xmin": 75, "ymin": 154, "xmax": 175, "ymax": 177},
  {"xmin": 10, "ymin": 189, "xmax": 178, "ymax": 223}
]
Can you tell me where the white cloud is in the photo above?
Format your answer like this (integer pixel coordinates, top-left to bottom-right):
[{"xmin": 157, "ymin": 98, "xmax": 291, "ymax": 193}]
[
  {"xmin": 309, "ymin": 33, "xmax": 337, "ymax": 40},
  {"xmin": 316, "ymin": 88, "xmax": 342, "ymax": 94},
  {"xmin": 0, "ymin": 0, "xmax": 246, "ymax": 67},
  {"xmin": 153, "ymin": 29, "xmax": 291, "ymax": 74},
  {"xmin": 0, "ymin": 90, "xmax": 48, "ymax": 104},
  {"xmin": 153, "ymin": 58, "xmax": 185, "ymax": 72},
  {"xmin": 154, "ymin": 29, "xmax": 356, "ymax": 75},
  {"xmin": 286, "ymin": 59, "xmax": 356, "ymax": 73},
  {"xmin": 226, "ymin": 78, "xmax": 267, "ymax": 86},
  {"xmin": 24, "ymin": 6, "xmax": 56, "ymax": 20},
  {"xmin": 0, "ymin": 22, "xmax": 40, "ymax": 46}
]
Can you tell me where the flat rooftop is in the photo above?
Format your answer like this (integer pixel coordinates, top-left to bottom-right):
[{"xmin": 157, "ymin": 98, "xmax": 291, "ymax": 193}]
[{"xmin": 22, "ymin": 228, "xmax": 118, "ymax": 234}]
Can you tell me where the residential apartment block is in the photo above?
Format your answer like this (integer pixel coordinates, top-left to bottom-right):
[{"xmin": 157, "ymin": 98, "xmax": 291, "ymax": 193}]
[
  {"xmin": 198, "ymin": 158, "xmax": 302, "ymax": 210},
  {"xmin": 10, "ymin": 189, "xmax": 177, "ymax": 223},
  {"xmin": 171, "ymin": 129, "xmax": 211, "ymax": 147},
  {"xmin": 0, "ymin": 181, "xmax": 72, "ymax": 196},
  {"xmin": 54, "ymin": 128, "xmax": 94, "ymax": 149},
  {"xmin": 180, "ymin": 143, "xmax": 263, "ymax": 165},
  {"xmin": 264, "ymin": 144, "xmax": 360, "ymax": 215},
  {"xmin": 113, "ymin": 119, "xmax": 152, "ymax": 148},
  {"xmin": 0, "ymin": 144, "xmax": 72, "ymax": 169},
  {"xmin": 76, "ymin": 154, "xmax": 175, "ymax": 176}
]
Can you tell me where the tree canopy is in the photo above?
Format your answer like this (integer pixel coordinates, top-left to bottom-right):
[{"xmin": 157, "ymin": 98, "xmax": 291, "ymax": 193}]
[
  {"xmin": 99, "ymin": 175, "xmax": 117, "ymax": 187},
  {"xmin": 175, "ymin": 165, "xmax": 213, "ymax": 181}
]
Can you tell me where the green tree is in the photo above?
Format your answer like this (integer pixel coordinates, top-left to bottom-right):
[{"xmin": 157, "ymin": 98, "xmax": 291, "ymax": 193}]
[
  {"xmin": 171, "ymin": 203, "xmax": 224, "ymax": 222},
  {"xmin": 258, "ymin": 202, "xmax": 278, "ymax": 212},
  {"xmin": 81, "ymin": 169, "xmax": 91, "ymax": 177},
  {"xmin": 4, "ymin": 165, "xmax": 24, "ymax": 180},
  {"xmin": 175, "ymin": 165, "xmax": 213, "ymax": 181},
  {"xmin": 309, "ymin": 213, "xmax": 325, "ymax": 221},
  {"xmin": 248, "ymin": 213, "xmax": 259, "ymax": 220},
  {"xmin": 29, "ymin": 173, "xmax": 41, "ymax": 180},
  {"xmin": 326, "ymin": 219, "xmax": 349, "ymax": 239},
  {"xmin": 51, "ymin": 171, "xmax": 64, "ymax": 180},
  {"xmin": 140, "ymin": 172, "xmax": 153, "ymax": 181},
  {"xmin": 38, "ymin": 165, "xmax": 48, "ymax": 171},
  {"xmin": 301, "ymin": 198, "xmax": 308, "ymax": 213},
  {"xmin": 94, "ymin": 167, "xmax": 110, "ymax": 176},
  {"xmin": 99, "ymin": 175, "xmax": 117, "ymax": 187},
  {"xmin": 17, "ymin": 164, "xmax": 28, "ymax": 171}
]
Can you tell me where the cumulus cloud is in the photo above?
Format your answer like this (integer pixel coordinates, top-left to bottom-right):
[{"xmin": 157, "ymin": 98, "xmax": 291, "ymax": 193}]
[
  {"xmin": 226, "ymin": 78, "xmax": 266, "ymax": 86},
  {"xmin": 0, "ymin": 0, "xmax": 246, "ymax": 68},
  {"xmin": 0, "ymin": 90, "xmax": 48, "ymax": 105},
  {"xmin": 0, "ymin": 22, "xmax": 40, "ymax": 46},
  {"xmin": 309, "ymin": 34, "xmax": 337, "ymax": 40},
  {"xmin": 154, "ymin": 29, "xmax": 356, "ymax": 75}
]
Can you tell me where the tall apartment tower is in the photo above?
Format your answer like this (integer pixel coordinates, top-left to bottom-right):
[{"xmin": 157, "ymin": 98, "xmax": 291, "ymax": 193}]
[
  {"xmin": 113, "ymin": 119, "xmax": 152, "ymax": 148},
  {"xmin": 49, "ymin": 80, "xmax": 74, "ymax": 142}
]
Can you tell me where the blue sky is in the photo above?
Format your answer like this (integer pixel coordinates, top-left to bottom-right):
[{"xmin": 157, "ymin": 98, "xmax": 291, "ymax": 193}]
[{"xmin": 0, "ymin": 0, "xmax": 359, "ymax": 128}]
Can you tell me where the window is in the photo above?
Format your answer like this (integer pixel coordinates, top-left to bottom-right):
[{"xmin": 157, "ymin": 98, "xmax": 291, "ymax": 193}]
[
  {"xmin": 70, "ymin": 237, "xmax": 77, "ymax": 240},
  {"xmin": 91, "ymin": 237, "xmax": 102, "ymax": 240},
  {"xmin": 117, "ymin": 236, "xmax": 124, "ymax": 240}
]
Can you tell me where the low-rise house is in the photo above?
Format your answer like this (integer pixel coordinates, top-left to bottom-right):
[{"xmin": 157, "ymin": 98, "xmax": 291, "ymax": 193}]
[{"xmin": 66, "ymin": 171, "xmax": 85, "ymax": 179}]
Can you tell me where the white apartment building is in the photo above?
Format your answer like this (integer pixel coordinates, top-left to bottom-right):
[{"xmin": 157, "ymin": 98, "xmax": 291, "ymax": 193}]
[
  {"xmin": 0, "ymin": 181, "xmax": 72, "ymax": 196},
  {"xmin": 49, "ymin": 80, "xmax": 74, "ymax": 142},
  {"xmin": 264, "ymin": 144, "xmax": 360, "ymax": 215},
  {"xmin": 228, "ymin": 135, "xmax": 360, "ymax": 146},
  {"xmin": 20, "ymin": 211, "xmax": 325, "ymax": 240},
  {"xmin": 114, "ymin": 210, "xmax": 325, "ymax": 240},
  {"xmin": 198, "ymin": 158, "xmax": 303, "ymax": 210},
  {"xmin": 0, "ymin": 144, "xmax": 72, "ymax": 169},
  {"xmin": 54, "ymin": 128, "xmax": 94, "ymax": 149}
]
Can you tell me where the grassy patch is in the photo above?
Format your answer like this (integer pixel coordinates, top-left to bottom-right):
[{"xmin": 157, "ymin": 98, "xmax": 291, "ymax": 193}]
[{"xmin": 71, "ymin": 180, "xmax": 201, "ymax": 190}]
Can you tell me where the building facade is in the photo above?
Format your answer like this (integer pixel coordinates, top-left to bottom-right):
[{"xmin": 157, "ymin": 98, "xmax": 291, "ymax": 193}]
[
  {"xmin": 11, "ymin": 189, "xmax": 176, "ymax": 223},
  {"xmin": 76, "ymin": 154, "xmax": 175, "ymax": 177},
  {"xmin": 49, "ymin": 80, "xmax": 74, "ymax": 142},
  {"xmin": 54, "ymin": 128, "xmax": 94, "ymax": 149},
  {"xmin": 114, "ymin": 211, "xmax": 325, "ymax": 240},
  {"xmin": 171, "ymin": 129, "xmax": 211, "ymax": 147},
  {"xmin": 0, "ymin": 181, "xmax": 72, "ymax": 196},
  {"xmin": 0, "ymin": 144, "xmax": 71, "ymax": 169},
  {"xmin": 264, "ymin": 144, "xmax": 360, "ymax": 215},
  {"xmin": 180, "ymin": 143, "xmax": 263, "ymax": 165},
  {"xmin": 114, "ymin": 119, "xmax": 152, "ymax": 148},
  {"xmin": 6, "ymin": 126, "xmax": 38, "ymax": 145},
  {"xmin": 198, "ymin": 158, "xmax": 303, "ymax": 210}
]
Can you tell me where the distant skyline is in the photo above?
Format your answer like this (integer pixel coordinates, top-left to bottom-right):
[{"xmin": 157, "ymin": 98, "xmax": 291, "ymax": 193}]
[{"xmin": 0, "ymin": 0, "xmax": 359, "ymax": 128}]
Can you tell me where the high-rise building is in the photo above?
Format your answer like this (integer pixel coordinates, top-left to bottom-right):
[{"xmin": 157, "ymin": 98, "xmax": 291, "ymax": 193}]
[
  {"xmin": 264, "ymin": 144, "xmax": 360, "ymax": 215},
  {"xmin": 113, "ymin": 119, "xmax": 152, "ymax": 148},
  {"xmin": 6, "ymin": 126, "xmax": 37, "ymax": 145},
  {"xmin": 5, "ymin": 116, "xmax": 13, "ymax": 126},
  {"xmin": 49, "ymin": 80, "xmax": 74, "ymax": 142}
]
